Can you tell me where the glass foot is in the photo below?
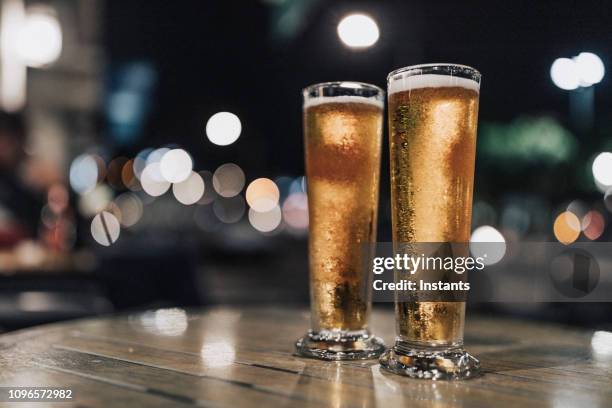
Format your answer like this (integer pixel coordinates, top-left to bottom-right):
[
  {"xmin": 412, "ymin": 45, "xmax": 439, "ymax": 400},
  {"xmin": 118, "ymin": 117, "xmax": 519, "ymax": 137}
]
[
  {"xmin": 379, "ymin": 343, "xmax": 480, "ymax": 380},
  {"xmin": 295, "ymin": 330, "xmax": 385, "ymax": 361}
]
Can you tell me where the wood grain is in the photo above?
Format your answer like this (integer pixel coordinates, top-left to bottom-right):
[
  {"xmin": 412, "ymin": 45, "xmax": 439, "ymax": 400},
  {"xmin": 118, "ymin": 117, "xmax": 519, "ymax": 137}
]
[{"xmin": 0, "ymin": 307, "xmax": 609, "ymax": 407}]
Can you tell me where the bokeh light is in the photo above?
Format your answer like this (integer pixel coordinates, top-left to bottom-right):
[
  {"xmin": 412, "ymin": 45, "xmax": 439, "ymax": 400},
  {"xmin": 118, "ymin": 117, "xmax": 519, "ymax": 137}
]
[
  {"xmin": 41, "ymin": 205, "xmax": 59, "ymax": 229},
  {"xmin": 121, "ymin": 159, "xmax": 141, "ymax": 191},
  {"xmin": 141, "ymin": 163, "xmax": 171, "ymax": 197},
  {"xmin": 47, "ymin": 184, "xmax": 68, "ymax": 214},
  {"xmin": 592, "ymin": 152, "xmax": 612, "ymax": 192},
  {"xmin": 567, "ymin": 199, "xmax": 589, "ymax": 219},
  {"xmin": 206, "ymin": 112, "xmax": 242, "ymax": 146},
  {"xmin": 337, "ymin": 14, "xmax": 379, "ymax": 48},
  {"xmin": 147, "ymin": 147, "xmax": 170, "ymax": 167},
  {"xmin": 248, "ymin": 206, "xmax": 281, "ymax": 232},
  {"xmin": 16, "ymin": 10, "xmax": 62, "ymax": 67},
  {"xmin": 550, "ymin": 58, "xmax": 580, "ymax": 90},
  {"xmin": 604, "ymin": 188, "xmax": 612, "ymax": 213},
  {"xmin": 212, "ymin": 163, "xmax": 245, "ymax": 198},
  {"xmin": 133, "ymin": 148, "xmax": 153, "ymax": 180},
  {"xmin": 106, "ymin": 201, "xmax": 123, "ymax": 225},
  {"xmin": 592, "ymin": 331, "xmax": 612, "ymax": 358},
  {"xmin": 160, "ymin": 148, "xmax": 193, "ymax": 183},
  {"xmin": 14, "ymin": 241, "xmax": 46, "ymax": 268},
  {"xmin": 138, "ymin": 308, "xmax": 188, "ymax": 337},
  {"xmin": 172, "ymin": 171, "xmax": 205, "ymax": 205},
  {"xmin": 143, "ymin": 148, "xmax": 172, "ymax": 184},
  {"xmin": 553, "ymin": 211, "xmax": 581, "ymax": 245},
  {"xmin": 289, "ymin": 176, "xmax": 307, "ymax": 194},
  {"xmin": 470, "ymin": 225, "xmax": 506, "ymax": 265},
  {"xmin": 551, "ymin": 53, "xmax": 606, "ymax": 90},
  {"xmin": 69, "ymin": 154, "xmax": 99, "ymax": 194},
  {"xmin": 107, "ymin": 156, "xmax": 128, "ymax": 189},
  {"xmin": 91, "ymin": 211, "xmax": 120, "ymax": 246},
  {"xmin": 574, "ymin": 52, "xmax": 605, "ymax": 85},
  {"xmin": 472, "ymin": 201, "xmax": 497, "ymax": 227},
  {"xmin": 274, "ymin": 176, "xmax": 293, "ymax": 200},
  {"xmin": 213, "ymin": 195, "xmax": 245, "ymax": 223},
  {"xmin": 78, "ymin": 184, "xmax": 112, "ymax": 216},
  {"xmin": 197, "ymin": 171, "xmax": 217, "ymax": 205},
  {"xmin": 93, "ymin": 155, "xmax": 106, "ymax": 183},
  {"xmin": 246, "ymin": 178, "xmax": 280, "ymax": 213},
  {"xmin": 282, "ymin": 192, "xmax": 309, "ymax": 230},
  {"xmin": 201, "ymin": 341, "xmax": 236, "ymax": 368},
  {"xmin": 500, "ymin": 203, "xmax": 530, "ymax": 235},
  {"xmin": 114, "ymin": 192, "xmax": 143, "ymax": 227},
  {"xmin": 582, "ymin": 210, "xmax": 605, "ymax": 240}
]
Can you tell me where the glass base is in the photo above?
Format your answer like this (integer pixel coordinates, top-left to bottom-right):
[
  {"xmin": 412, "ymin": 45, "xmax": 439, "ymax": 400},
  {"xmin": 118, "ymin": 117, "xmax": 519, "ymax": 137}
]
[
  {"xmin": 379, "ymin": 342, "xmax": 480, "ymax": 380},
  {"xmin": 295, "ymin": 329, "xmax": 385, "ymax": 361}
]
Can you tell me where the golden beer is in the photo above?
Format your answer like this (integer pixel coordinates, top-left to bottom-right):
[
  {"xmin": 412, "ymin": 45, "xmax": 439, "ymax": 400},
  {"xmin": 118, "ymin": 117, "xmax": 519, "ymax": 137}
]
[
  {"xmin": 381, "ymin": 64, "xmax": 481, "ymax": 379},
  {"xmin": 296, "ymin": 82, "xmax": 385, "ymax": 360}
]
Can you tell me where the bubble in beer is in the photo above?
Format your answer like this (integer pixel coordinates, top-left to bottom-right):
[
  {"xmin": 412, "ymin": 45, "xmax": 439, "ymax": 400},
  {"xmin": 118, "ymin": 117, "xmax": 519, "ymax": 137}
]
[
  {"xmin": 206, "ymin": 112, "xmax": 242, "ymax": 146},
  {"xmin": 160, "ymin": 148, "xmax": 192, "ymax": 183},
  {"xmin": 173, "ymin": 171, "xmax": 205, "ymax": 205},
  {"xmin": 212, "ymin": 163, "xmax": 245, "ymax": 197},
  {"xmin": 246, "ymin": 178, "xmax": 280, "ymax": 213},
  {"xmin": 91, "ymin": 211, "xmax": 120, "ymax": 246},
  {"xmin": 553, "ymin": 211, "xmax": 581, "ymax": 245}
]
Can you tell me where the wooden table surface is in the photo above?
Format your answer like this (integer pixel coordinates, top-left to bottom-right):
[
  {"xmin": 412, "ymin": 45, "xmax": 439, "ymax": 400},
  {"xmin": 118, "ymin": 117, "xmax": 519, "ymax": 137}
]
[{"xmin": 0, "ymin": 306, "xmax": 610, "ymax": 407}]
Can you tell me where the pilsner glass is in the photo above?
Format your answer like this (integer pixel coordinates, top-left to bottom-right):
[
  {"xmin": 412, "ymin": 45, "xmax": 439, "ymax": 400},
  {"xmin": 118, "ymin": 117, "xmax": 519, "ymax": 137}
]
[
  {"xmin": 295, "ymin": 82, "xmax": 385, "ymax": 360},
  {"xmin": 380, "ymin": 64, "xmax": 481, "ymax": 379}
]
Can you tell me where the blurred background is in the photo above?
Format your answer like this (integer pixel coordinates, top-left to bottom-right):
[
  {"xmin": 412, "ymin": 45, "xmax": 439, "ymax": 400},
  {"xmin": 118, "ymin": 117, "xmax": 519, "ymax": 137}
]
[{"xmin": 0, "ymin": 0, "xmax": 611, "ymax": 332}]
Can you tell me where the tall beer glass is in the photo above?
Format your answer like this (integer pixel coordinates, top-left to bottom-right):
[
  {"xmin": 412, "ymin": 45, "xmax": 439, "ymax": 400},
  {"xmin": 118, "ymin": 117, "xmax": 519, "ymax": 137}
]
[
  {"xmin": 380, "ymin": 64, "xmax": 481, "ymax": 379},
  {"xmin": 296, "ymin": 82, "xmax": 385, "ymax": 360}
]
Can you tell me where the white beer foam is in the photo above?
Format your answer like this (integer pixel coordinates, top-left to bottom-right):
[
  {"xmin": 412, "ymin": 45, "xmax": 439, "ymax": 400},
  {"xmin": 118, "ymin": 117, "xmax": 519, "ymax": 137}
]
[
  {"xmin": 303, "ymin": 95, "xmax": 384, "ymax": 109},
  {"xmin": 388, "ymin": 74, "xmax": 479, "ymax": 95}
]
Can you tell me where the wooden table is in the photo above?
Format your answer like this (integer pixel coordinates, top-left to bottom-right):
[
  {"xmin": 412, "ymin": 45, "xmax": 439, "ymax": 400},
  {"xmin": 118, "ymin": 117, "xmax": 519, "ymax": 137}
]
[{"xmin": 0, "ymin": 307, "xmax": 610, "ymax": 407}]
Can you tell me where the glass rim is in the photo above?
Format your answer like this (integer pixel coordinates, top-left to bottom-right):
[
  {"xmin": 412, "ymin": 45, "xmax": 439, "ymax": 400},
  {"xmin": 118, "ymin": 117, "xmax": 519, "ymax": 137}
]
[
  {"xmin": 303, "ymin": 81, "xmax": 384, "ymax": 96},
  {"xmin": 387, "ymin": 63, "xmax": 481, "ymax": 84}
]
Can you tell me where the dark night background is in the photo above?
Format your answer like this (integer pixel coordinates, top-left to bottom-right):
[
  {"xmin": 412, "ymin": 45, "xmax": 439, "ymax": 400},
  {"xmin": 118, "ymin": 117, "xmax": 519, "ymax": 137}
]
[{"xmin": 0, "ymin": 0, "xmax": 610, "ymax": 331}]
